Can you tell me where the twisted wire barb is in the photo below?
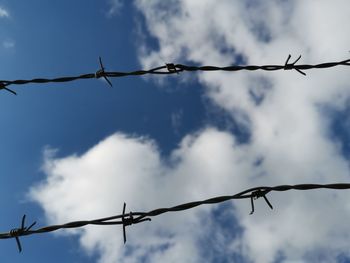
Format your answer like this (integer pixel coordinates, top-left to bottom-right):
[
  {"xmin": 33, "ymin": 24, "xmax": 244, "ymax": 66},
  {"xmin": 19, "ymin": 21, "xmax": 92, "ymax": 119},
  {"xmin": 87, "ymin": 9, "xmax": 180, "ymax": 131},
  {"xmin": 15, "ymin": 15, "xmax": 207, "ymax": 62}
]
[
  {"xmin": 1, "ymin": 183, "xmax": 350, "ymax": 252},
  {"xmin": 1, "ymin": 55, "xmax": 350, "ymax": 95}
]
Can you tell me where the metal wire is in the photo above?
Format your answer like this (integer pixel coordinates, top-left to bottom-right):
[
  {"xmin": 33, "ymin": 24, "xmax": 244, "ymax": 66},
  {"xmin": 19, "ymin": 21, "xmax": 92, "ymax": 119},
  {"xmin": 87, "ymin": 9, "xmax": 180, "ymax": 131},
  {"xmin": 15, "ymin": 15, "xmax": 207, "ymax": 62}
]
[
  {"xmin": 1, "ymin": 55, "xmax": 350, "ymax": 95},
  {"xmin": 1, "ymin": 55, "xmax": 350, "ymax": 250},
  {"xmin": 1, "ymin": 183, "xmax": 350, "ymax": 252}
]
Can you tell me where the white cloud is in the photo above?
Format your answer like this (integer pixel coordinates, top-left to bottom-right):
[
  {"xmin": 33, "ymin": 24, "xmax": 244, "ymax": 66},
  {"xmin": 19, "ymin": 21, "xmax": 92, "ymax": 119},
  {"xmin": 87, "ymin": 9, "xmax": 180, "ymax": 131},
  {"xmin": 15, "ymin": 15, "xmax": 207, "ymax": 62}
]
[
  {"xmin": 0, "ymin": 7, "xmax": 9, "ymax": 18},
  {"xmin": 30, "ymin": 128, "xmax": 350, "ymax": 262},
  {"xmin": 30, "ymin": 1, "xmax": 350, "ymax": 262},
  {"xmin": 135, "ymin": 0, "xmax": 350, "ymax": 262},
  {"xmin": 30, "ymin": 130, "xmax": 249, "ymax": 263}
]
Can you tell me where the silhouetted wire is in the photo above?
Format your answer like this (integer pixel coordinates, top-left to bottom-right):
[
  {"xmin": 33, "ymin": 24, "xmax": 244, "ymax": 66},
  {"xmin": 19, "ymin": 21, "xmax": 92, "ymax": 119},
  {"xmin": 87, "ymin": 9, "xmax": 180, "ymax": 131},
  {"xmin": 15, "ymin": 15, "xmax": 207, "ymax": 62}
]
[
  {"xmin": 1, "ymin": 183, "xmax": 350, "ymax": 252},
  {"xmin": 1, "ymin": 55, "xmax": 350, "ymax": 95}
]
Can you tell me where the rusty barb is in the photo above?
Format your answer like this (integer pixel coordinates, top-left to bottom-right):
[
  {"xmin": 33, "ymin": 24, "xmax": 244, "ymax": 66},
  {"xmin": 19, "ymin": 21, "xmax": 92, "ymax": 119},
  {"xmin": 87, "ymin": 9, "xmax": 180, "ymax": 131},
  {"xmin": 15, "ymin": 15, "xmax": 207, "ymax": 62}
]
[
  {"xmin": 1, "ymin": 183, "xmax": 350, "ymax": 252},
  {"xmin": 1, "ymin": 55, "xmax": 350, "ymax": 94}
]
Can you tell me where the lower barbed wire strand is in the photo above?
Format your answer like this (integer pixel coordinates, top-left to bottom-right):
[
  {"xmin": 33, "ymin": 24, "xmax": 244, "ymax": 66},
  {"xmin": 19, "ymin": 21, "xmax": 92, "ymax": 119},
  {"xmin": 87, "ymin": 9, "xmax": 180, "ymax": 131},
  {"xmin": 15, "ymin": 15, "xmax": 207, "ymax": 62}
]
[{"xmin": 1, "ymin": 182, "xmax": 350, "ymax": 251}]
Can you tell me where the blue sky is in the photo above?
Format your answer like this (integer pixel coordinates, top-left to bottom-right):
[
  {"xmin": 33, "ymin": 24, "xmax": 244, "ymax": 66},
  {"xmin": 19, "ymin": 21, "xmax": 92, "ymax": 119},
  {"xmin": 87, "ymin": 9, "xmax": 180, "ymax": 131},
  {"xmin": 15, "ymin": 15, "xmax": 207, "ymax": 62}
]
[
  {"xmin": 0, "ymin": 1, "xmax": 206, "ymax": 262},
  {"xmin": 1, "ymin": 1, "xmax": 350, "ymax": 263}
]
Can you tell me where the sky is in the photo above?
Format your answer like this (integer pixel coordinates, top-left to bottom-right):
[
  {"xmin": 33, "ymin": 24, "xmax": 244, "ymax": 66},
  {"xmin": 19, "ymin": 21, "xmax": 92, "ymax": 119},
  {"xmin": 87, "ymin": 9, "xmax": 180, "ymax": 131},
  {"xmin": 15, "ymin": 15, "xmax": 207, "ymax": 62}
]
[{"xmin": 1, "ymin": 0, "xmax": 350, "ymax": 262}]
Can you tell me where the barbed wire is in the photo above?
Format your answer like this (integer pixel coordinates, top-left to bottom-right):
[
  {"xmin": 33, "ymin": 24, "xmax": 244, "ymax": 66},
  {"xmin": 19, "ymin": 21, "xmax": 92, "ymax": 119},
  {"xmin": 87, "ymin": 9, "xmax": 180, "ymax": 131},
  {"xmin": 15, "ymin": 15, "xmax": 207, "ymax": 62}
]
[
  {"xmin": 1, "ymin": 183, "xmax": 350, "ymax": 252},
  {"xmin": 1, "ymin": 55, "xmax": 350, "ymax": 95}
]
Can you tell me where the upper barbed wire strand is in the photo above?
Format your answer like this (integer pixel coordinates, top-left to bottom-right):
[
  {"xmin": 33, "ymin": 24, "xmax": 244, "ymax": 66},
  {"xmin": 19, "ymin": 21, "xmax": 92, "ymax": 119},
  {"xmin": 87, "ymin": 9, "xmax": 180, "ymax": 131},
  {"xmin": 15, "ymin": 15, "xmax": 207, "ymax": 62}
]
[{"xmin": 1, "ymin": 55, "xmax": 350, "ymax": 95}]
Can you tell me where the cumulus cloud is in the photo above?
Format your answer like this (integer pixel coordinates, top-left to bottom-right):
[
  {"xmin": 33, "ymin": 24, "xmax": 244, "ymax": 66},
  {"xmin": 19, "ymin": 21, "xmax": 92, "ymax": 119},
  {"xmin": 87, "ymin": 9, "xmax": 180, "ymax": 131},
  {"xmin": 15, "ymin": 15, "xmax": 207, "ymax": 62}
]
[
  {"xmin": 133, "ymin": 0, "xmax": 350, "ymax": 261},
  {"xmin": 30, "ymin": 129, "xmax": 350, "ymax": 263},
  {"xmin": 30, "ymin": 130, "xmax": 251, "ymax": 262},
  {"xmin": 30, "ymin": 1, "xmax": 350, "ymax": 262}
]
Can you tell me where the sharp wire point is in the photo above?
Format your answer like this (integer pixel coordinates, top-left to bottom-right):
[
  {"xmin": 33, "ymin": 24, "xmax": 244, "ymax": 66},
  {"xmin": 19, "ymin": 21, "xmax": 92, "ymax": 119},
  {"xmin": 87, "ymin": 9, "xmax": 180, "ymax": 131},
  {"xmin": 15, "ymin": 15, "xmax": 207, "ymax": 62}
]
[
  {"xmin": 99, "ymin": 56, "xmax": 104, "ymax": 70},
  {"xmin": 15, "ymin": 237, "xmax": 22, "ymax": 253},
  {"xmin": 5, "ymin": 87, "xmax": 17, "ymax": 95},
  {"xmin": 104, "ymin": 76, "xmax": 113, "ymax": 87},
  {"xmin": 293, "ymin": 55, "xmax": 302, "ymax": 64},
  {"xmin": 285, "ymin": 54, "xmax": 292, "ymax": 66},
  {"xmin": 0, "ymin": 82, "xmax": 16, "ymax": 95},
  {"xmin": 122, "ymin": 203, "xmax": 127, "ymax": 244},
  {"xmin": 263, "ymin": 195, "xmax": 273, "ymax": 210},
  {"xmin": 21, "ymin": 215, "xmax": 26, "ymax": 229},
  {"xmin": 295, "ymin": 68, "xmax": 306, "ymax": 76},
  {"xmin": 27, "ymin": 221, "xmax": 37, "ymax": 231},
  {"xmin": 249, "ymin": 195, "xmax": 255, "ymax": 215}
]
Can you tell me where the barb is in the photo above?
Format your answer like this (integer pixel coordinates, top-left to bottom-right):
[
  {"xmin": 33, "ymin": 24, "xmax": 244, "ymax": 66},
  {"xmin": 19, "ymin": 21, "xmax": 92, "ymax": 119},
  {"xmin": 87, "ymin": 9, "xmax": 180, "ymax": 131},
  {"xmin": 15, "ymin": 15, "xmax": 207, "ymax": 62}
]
[
  {"xmin": 1, "ymin": 183, "xmax": 350, "ymax": 251},
  {"xmin": 9, "ymin": 215, "xmax": 36, "ymax": 252},
  {"xmin": 1, "ymin": 55, "xmax": 350, "ymax": 94},
  {"xmin": 122, "ymin": 203, "xmax": 134, "ymax": 244},
  {"xmin": 0, "ymin": 82, "xmax": 16, "ymax": 95},
  {"xmin": 95, "ymin": 56, "xmax": 113, "ymax": 87},
  {"xmin": 284, "ymin": 54, "xmax": 306, "ymax": 75},
  {"xmin": 166, "ymin": 63, "xmax": 180, "ymax": 74},
  {"xmin": 249, "ymin": 189, "xmax": 273, "ymax": 215}
]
